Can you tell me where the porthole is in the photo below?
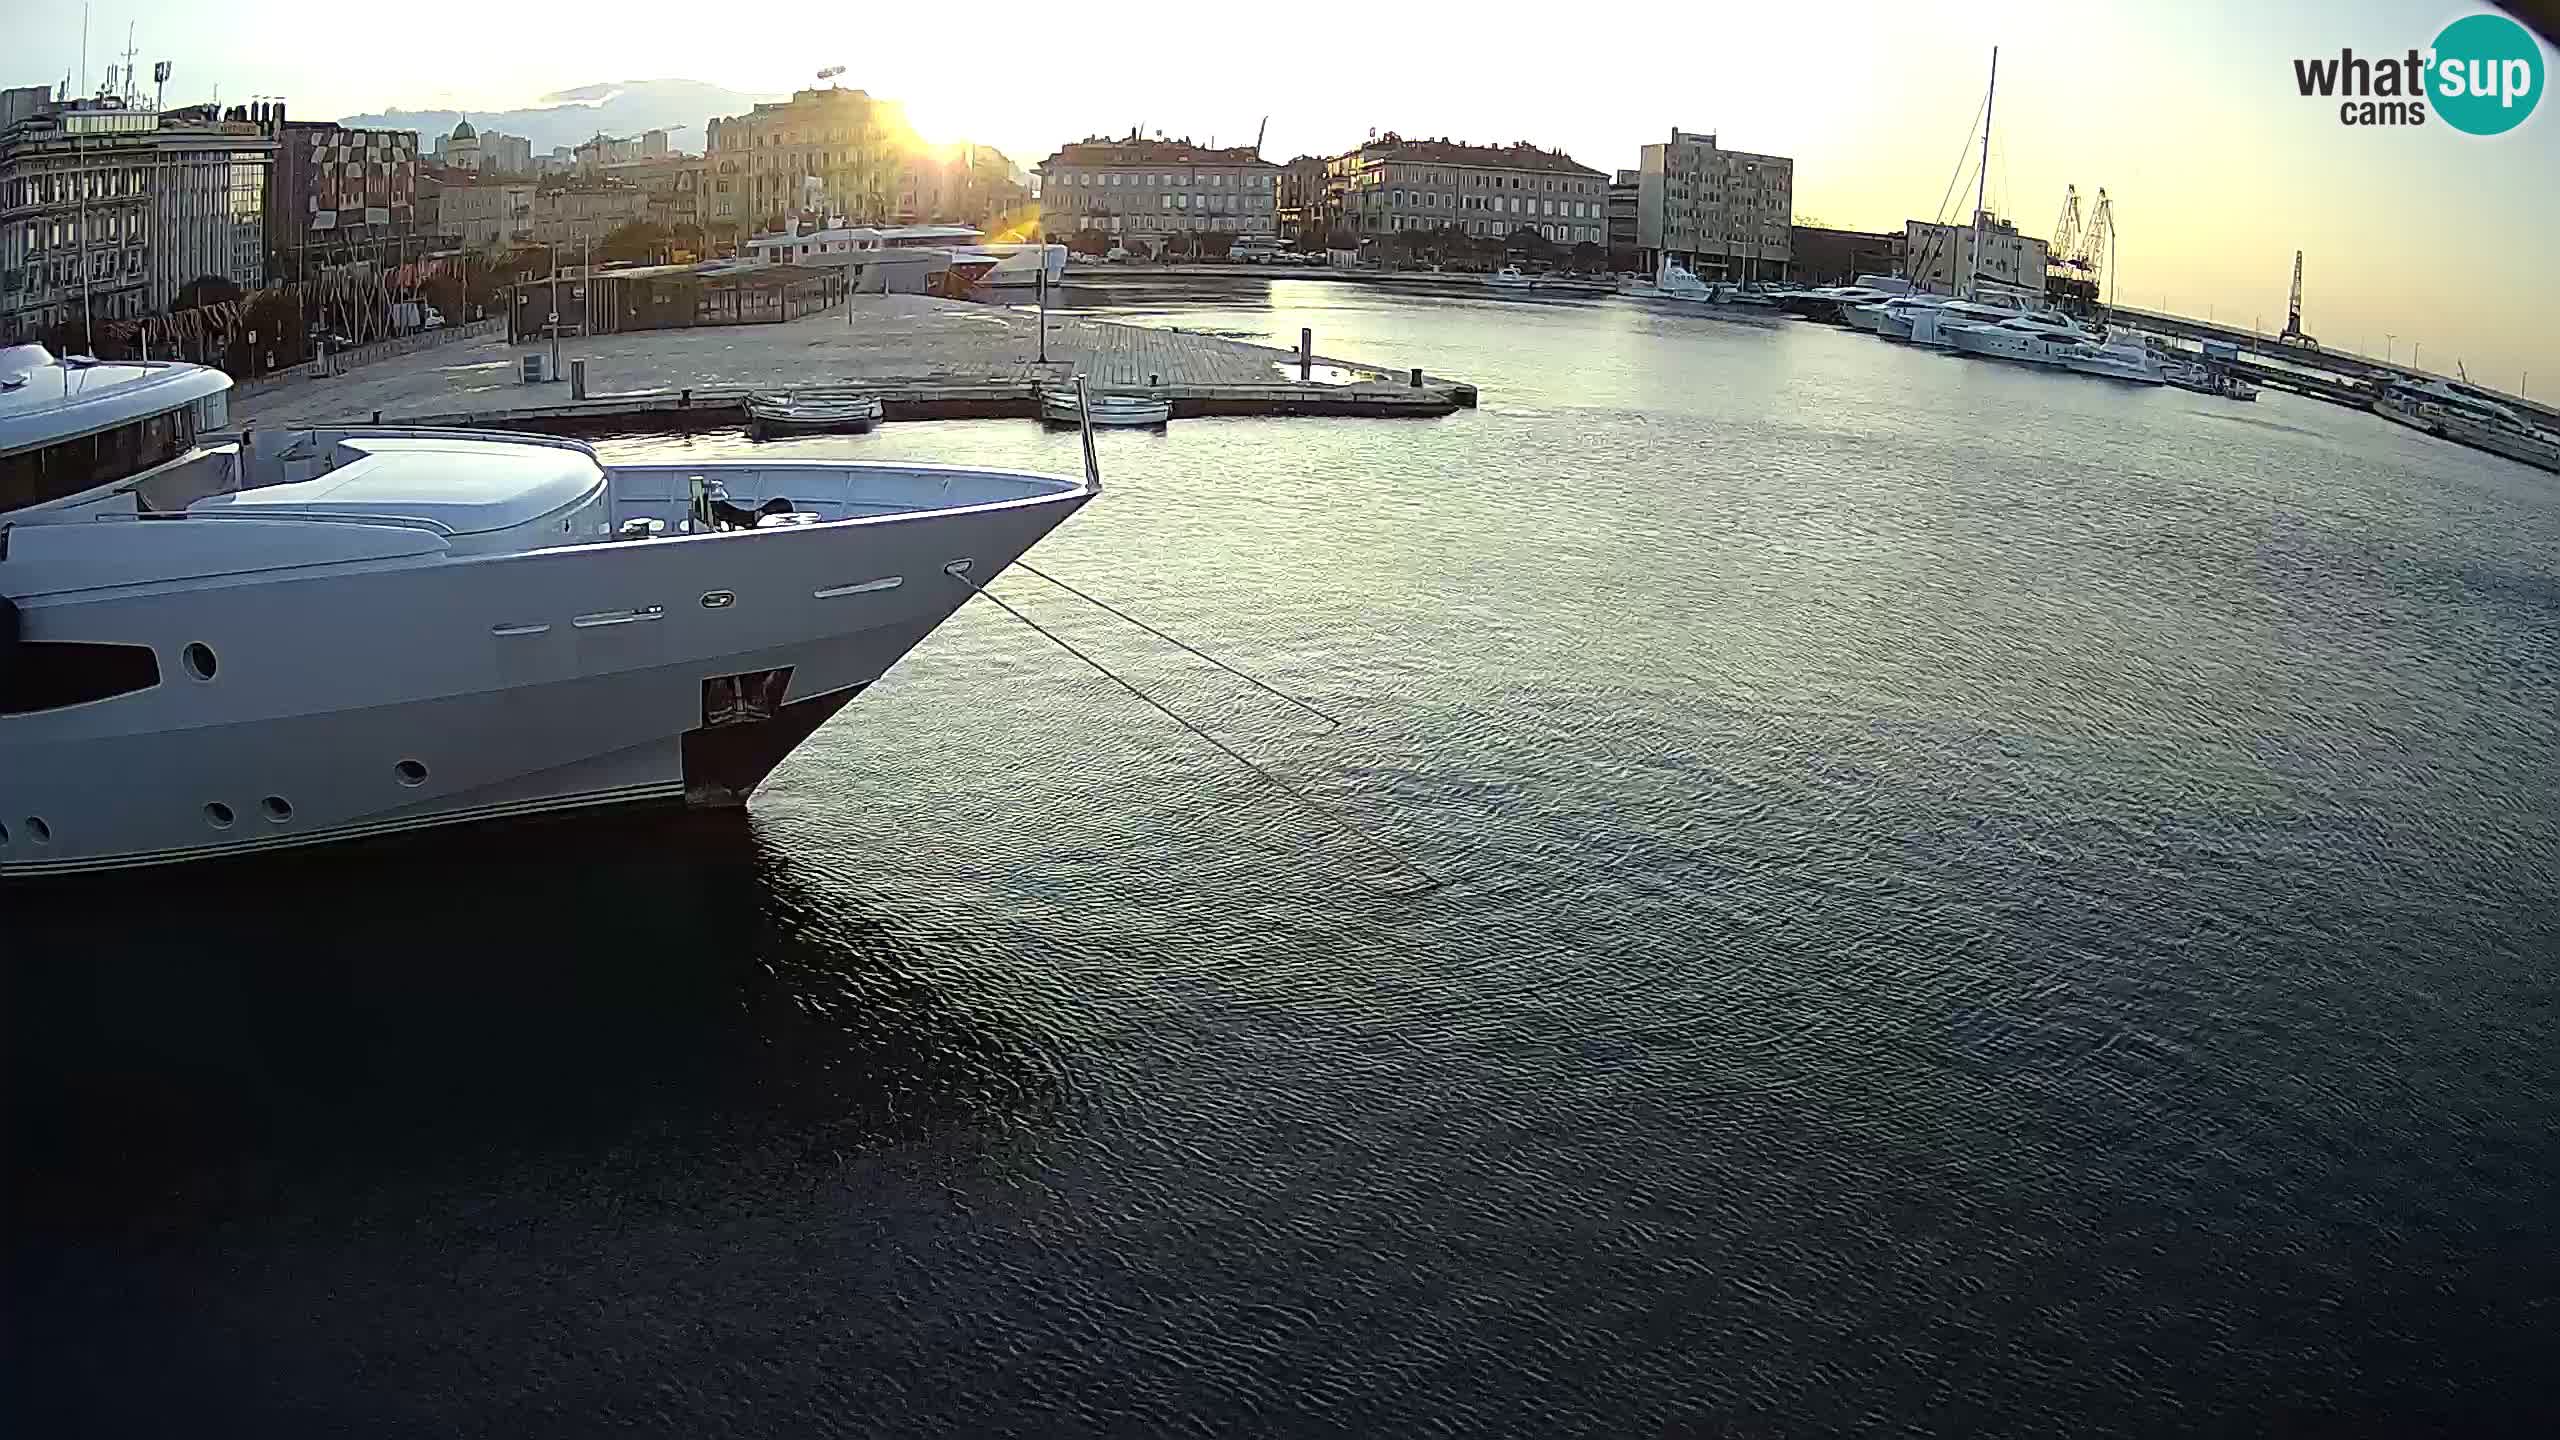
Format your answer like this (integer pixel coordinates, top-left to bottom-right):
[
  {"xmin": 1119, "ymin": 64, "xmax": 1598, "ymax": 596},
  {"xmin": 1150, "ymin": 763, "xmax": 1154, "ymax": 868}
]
[
  {"xmin": 24, "ymin": 817, "xmax": 50, "ymax": 845},
  {"xmin": 182, "ymin": 643, "xmax": 219, "ymax": 681},
  {"xmin": 395, "ymin": 759, "xmax": 429, "ymax": 787},
  {"xmin": 261, "ymin": 796, "xmax": 293, "ymax": 824},
  {"xmin": 204, "ymin": 802, "xmax": 235, "ymax": 829}
]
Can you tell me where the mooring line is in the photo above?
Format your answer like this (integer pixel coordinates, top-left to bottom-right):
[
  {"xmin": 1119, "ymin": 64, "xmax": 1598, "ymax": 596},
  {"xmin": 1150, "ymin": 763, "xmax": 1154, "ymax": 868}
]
[
  {"xmin": 1012, "ymin": 561, "xmax": 1343, "ymax": 729},
  {"xmin": 946, "ymin": 563, "xmax": 1440, "ymax": 892}
]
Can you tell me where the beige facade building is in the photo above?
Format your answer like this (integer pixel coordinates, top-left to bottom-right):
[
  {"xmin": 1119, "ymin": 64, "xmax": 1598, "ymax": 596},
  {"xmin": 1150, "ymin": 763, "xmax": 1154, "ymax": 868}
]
[
  {"xmin": 1034, "ymin": 136, "xmax": 1278, "ymax": 247},
  {"xmin": 1326, "ymin": 136, "xmax": 1607, "ymax": 247},
  {"xmin": 1636, "ymin": 129, "xmax": 1793, "ymax": 280},
  {"xmin": 1903, "ymin": 212, "xmax": 2049, "ymax": 296},
  {"xmin": 704, "ymin": 85, "xmax": 918, "ymax": 229},
  {"xmin": 531, "ymin": 186, "xmax": 652, "ymax": 247},
  {"xmin": 435, "ymin": 179, "xmax": 535, "ymax": 253}
]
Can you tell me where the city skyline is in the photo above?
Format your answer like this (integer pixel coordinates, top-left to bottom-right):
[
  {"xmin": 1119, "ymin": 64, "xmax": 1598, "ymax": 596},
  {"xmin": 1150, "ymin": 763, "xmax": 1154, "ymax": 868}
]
[{"xmin": 13, "ymin": 0, "xmax": 2557, "ymax": 387}]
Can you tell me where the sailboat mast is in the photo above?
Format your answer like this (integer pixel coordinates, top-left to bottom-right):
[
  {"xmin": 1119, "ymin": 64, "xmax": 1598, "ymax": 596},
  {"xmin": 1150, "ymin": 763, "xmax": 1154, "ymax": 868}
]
[{"xmin": 1970, "ymin": 47, "xmax": 1996, "ymax": 300}]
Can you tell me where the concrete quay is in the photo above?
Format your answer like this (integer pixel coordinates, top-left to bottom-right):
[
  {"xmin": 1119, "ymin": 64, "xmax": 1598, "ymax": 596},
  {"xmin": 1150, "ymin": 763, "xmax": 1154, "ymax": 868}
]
[{"xmin": 229, "ymin": 293, "xmax": 1476, "ymax": 429}]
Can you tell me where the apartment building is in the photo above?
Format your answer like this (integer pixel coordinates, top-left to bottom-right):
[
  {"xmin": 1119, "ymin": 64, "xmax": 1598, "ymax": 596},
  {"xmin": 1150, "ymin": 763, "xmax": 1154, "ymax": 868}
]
[
  {"xmin": 1034, "ymin": 135, "xmax": 1279, "ymax": 246},
  {"xmin": 1274, "ymin": 155, "xmax": 1329, "ymax": 247},
  {"xmin": 704, "ymin": 84, "xmax": 920, "ymax": 228},
  {"xmin": 1325, "ymin": 135, "xmax": 1608, "ymax": 247},
  {"xmin": 530, "ymin": 184, "xmax": 652, "ymax": 247},
  {"xmin": 0, "ymin": 87, "xmax": 275, "ymax": 342},
  {"xmin": 1636, "ymin": 129, "xmax": 1794, "ymax": 280},
  {"xmin": 433, "ymin": 178, "xmax": 535, "ymax": 253}
]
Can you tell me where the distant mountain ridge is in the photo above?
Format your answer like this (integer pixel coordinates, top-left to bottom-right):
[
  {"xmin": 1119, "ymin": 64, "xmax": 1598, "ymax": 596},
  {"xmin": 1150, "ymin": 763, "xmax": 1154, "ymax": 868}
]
[{"xmin": 329, "ymin": 78, "xmax": 778, "ymax": 154}]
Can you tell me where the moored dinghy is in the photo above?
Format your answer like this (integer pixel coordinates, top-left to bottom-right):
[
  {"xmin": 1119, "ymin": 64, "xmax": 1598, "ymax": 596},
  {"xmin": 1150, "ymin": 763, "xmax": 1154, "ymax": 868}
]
[
  {"xmin": 747, "ymin": 387, "xmax": 884, "ymax": 434},
  {"xmin": 1040, "ymin": 388, "xmax": 1172, "ymax": 427}
]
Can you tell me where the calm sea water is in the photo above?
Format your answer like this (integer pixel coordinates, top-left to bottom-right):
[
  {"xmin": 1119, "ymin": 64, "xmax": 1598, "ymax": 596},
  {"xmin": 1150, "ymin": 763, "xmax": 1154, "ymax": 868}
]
[{"xmin": 9, "ymin": 281, "xmax": 2560, "ymax": 1435}]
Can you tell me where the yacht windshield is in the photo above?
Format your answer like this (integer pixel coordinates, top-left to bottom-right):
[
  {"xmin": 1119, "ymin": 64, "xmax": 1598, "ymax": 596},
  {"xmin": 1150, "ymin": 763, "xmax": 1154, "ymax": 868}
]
[{"xmin": 0, "ymin": 405, "xmax": 200, "ymax": 514}]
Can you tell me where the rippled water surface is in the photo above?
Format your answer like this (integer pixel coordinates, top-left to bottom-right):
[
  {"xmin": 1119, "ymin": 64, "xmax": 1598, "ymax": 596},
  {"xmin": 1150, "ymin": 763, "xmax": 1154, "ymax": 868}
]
[{"xmin": 10, "ymin": 281, "xmax": 2560, "ymax": 1435}]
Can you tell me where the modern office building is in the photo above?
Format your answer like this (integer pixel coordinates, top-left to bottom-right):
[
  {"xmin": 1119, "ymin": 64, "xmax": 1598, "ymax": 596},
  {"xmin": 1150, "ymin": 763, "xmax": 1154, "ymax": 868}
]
[
  {"xmin": 265, "ymin": 116, "xmax": 420, "ymax": 280},
  {"xmin": 1636, "ymin": 128, "xmax": 1794, "ymax": 280}
]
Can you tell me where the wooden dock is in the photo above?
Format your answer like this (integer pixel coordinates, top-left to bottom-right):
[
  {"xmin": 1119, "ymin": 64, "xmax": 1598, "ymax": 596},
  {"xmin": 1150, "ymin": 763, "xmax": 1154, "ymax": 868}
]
[{"xmin": 229, "ymin": 293, "xmax": 1475, "ymax": 430}]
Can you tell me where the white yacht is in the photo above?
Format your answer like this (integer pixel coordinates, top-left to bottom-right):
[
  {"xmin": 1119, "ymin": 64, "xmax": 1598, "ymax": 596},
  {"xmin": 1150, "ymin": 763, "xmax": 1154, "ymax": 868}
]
[
  {"xmin": 2163, "ymin": 360, "xmax": 2259, "ymax": 402},
  {"xmin": 2055, "ymin": 333, "xmax": 2168, "ymax": 384},
  {"xmin": 1942, "ymin": 312, "xmax": 2091, "ymax": 365},
  {"xmin": 2374, "ymin": 378, "xmax": 2560, "ymax": 472},
  {"xmin": 1621, "ymin": 260, "xmax": 1785, "ymax": 327},
  {"xmin": 1782, "ymin": 275, "xmax": 1912, "ymax": 325},
  {"xmin": 1484, "ymin": 265, "xmax": 1535, "ymax": 290},
  {"xmin": 1898, "ymin": 294, "xmax": 2037, "ymax": 347},
  {"xmin": 0, "ymin": 345, "xmax": 1099, "ymax": 877},
  {"xmin": 1856, "ymin": 294, "xmax": 1952, "ymax": 339}
]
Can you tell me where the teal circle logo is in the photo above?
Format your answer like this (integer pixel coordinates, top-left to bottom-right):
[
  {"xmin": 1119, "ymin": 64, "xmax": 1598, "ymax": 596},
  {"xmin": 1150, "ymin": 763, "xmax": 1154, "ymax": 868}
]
[{"xmin": 2428, "ymin": 13, "xmax": 2545, "ymax": 135}]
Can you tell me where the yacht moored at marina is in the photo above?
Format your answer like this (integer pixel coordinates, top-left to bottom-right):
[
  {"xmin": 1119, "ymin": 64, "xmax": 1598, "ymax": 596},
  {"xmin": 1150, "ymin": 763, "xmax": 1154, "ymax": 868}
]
[
  {"xmin": 1941, "ymin": 312, "xmax": 2092, "ymax": 365},
  {"xmin": 1620, "ymin": 260, "xmax": 1786, "ymax": 327},
  {"xmin": 2162, "ymin": 359, "xmax": 2260, "ymax": 401},
  {"xmin": 1485, "ymin": 265, "xmax": 1535, "ymax": 290},
  {"xmin": 2055, "ymin": 333, "xmax": 2168, "ymax": 384},
  {"xmin": 0, "ymin": 345, "xmax": 1100, "ymax": 877},
  {"xmin": 1783, "ymin": 275, "xmax": 1913, "ymax": 325},
  {"xmin": 2373, "ymin": 377, "xmax": 2560, "ymax": 472}
]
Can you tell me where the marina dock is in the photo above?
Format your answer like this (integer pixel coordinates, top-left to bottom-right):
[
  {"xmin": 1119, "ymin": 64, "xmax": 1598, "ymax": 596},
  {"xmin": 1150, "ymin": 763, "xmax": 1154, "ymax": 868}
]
[{"xmin": 228, "ymin": 294, "xmax": 1476, "ymax": 429}]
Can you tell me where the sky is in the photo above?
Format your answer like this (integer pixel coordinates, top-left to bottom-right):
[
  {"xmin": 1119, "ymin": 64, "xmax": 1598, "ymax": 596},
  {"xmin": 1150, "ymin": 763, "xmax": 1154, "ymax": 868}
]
[{"xmin": 16, "ymin": 0, "xmax": 2558, "ymax": 389}]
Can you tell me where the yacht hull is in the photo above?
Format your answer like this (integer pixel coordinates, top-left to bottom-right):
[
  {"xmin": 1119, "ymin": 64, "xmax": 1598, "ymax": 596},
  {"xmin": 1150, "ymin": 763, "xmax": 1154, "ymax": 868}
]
[{"xmin": 1, "ymin": 490, "xmax": 1086, "ymax": 877}]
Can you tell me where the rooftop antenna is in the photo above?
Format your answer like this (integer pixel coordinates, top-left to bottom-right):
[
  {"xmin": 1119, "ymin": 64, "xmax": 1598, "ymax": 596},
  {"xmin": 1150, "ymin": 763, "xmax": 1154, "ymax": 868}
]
[
  {"xmin": 119, "ymin": 23, "xmax": 138, "ymax": 105},
  {"xmin": 81, "ymin": 3, "xmax": 90, "ymax": 103},
  {"xmin": 1255, "ymin": 115, "xmax": 1268, "ymax": 157},
  {"xmin": 154, "ymin": 61, "xmax": 170, "ymax": 112}
]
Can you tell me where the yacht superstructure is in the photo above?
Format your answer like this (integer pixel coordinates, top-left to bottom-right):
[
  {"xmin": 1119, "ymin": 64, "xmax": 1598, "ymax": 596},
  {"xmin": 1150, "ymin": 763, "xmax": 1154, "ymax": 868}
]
[{"xmin": 0, "ymin": 345, "xmax": 1099, "ymax": 875}]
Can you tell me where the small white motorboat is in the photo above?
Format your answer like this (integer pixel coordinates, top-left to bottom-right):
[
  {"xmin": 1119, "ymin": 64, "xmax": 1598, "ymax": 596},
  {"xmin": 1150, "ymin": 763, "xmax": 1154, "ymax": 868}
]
[
  {"xmin": 747, "ymin": 388, "xmax": 884, "ymax": 434},
  {"xmin": 1040, "ymin": 389, "xmax": 1172, "ymax": 428},
  {"xmin": 1622, "ymin": 260, "xmax": 1785, "ymax": 328},
  {"xmin": 2164, "ymin": 361, "xmax": 2259, "ymax": 402},
  {"xmin": 1484, "ymin": 265, "xmax": 1535, "ymax": 290}
]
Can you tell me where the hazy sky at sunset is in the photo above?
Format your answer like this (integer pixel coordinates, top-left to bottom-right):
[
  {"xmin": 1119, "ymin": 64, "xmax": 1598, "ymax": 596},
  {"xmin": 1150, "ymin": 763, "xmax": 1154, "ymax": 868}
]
[{"xmin": 16, "ymin": 0, "xmax": 2556, "ymax": 388}]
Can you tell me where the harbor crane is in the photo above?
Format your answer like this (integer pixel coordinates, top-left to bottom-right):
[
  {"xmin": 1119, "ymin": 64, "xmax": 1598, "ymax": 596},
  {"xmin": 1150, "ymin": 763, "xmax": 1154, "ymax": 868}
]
[
  {"xmin": 2049, "ymin": 185, "xmax": 2081, "ymax": 269},
  {"xmin": 2277, "ymin": 251, "xmax": 2319, "ymax": 349}
]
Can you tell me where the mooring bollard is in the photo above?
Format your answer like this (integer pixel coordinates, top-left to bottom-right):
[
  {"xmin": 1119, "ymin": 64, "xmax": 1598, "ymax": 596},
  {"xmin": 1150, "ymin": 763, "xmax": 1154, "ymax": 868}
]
[
  {"xmin": 680, "ymin": 388, "xmax": 691, "ymax": 408},
  {"xmin": 1150, "ymin": 373, "xmax": 1160, "ymax": 387},
  {"xmin": 571, "ymin": 358, "xmax": 588, "ymax": 400},
  {"xmin": 1300, "ymin": 327, "xmax": 1313, "ymax": 380},
  {"xmin": 1410, "ymin": 367, "xmax": 1423, "ymax": 388},
  {"xmin": 372, "ymin": 410, "xmax": 381, "ymax": 424}
]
